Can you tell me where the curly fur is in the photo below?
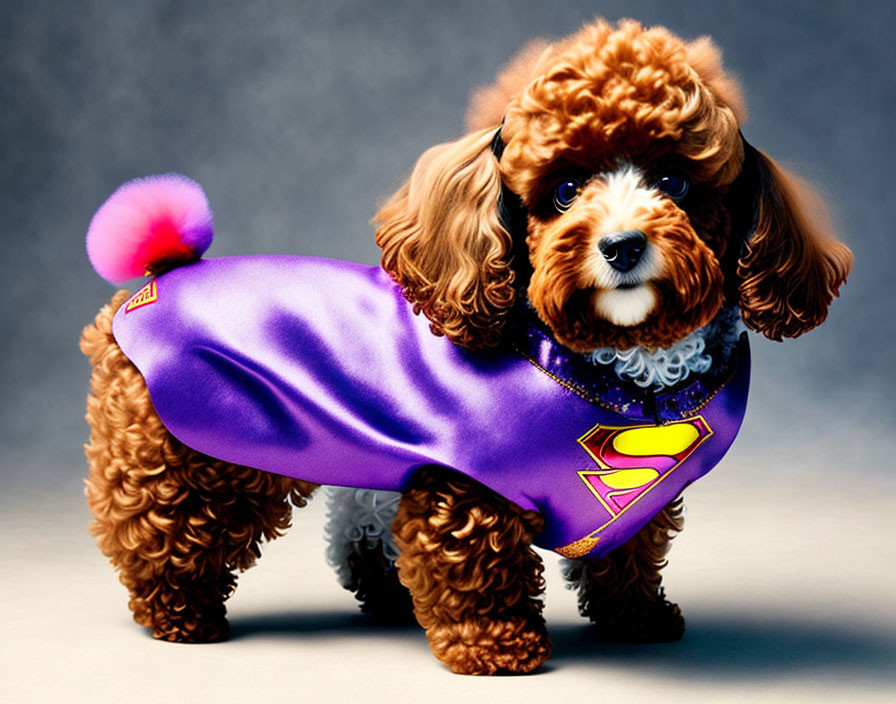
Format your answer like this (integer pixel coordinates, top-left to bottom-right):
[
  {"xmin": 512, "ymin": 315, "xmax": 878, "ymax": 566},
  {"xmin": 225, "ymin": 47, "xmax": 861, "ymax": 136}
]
[
  {"xmin": 525, "ymin": 164, "xmax": 725, "ymax": 351},
  {"xmin": 375, "ymin": 128, "xmax": 516, "ymax": 349},
  {"xmin": 377, "ymin": 18, "xmax": 849, "ymax": 353},
  {"xmin": 83, "ymin": 18, "xmax": 852, "ymax": 674},
  {"xmin": 737, "ymin": 147, "xmax": 853, "ymax": 339},
  {"xmin": 81, "ymin": 291, "xmax": 317, "ymax": 641},
  {"xmin": 324, "ymin": 488, "xmax": 412, "ymax": 621},
  {"xmin": 393, "ymin": 468, "xmax": 549, "ymax": 675},
  {"xmin": 498, "ymin": 21, "xmax": 745, "ymax": 201},
  {"xmin": 562, "ymin": 499, "xmax": 685, "ymax": 641},
  {"xmin": 325, "ymin": 487, "xmax": 402, "ymax": 586},
  {"xmin": 587, "ymin": 306, "xmax": 743, "ymax": 389}
]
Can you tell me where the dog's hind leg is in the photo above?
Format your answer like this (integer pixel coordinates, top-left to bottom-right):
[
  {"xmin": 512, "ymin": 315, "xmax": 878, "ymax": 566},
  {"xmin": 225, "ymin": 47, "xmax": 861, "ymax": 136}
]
[
  {"xmin": 562, "ymin": 498, "xmax": 685, "ymax": 642},
  {"xmin": 324, "ymin": 487, "xmax": 414, "ymax": 622},
  {"xmin": 82, "ymin": 292, "xmax": 317, "ymax": 642},
  {"xmin": 393, "ymin": 467, "xmax": 550, "ymax": 675}
]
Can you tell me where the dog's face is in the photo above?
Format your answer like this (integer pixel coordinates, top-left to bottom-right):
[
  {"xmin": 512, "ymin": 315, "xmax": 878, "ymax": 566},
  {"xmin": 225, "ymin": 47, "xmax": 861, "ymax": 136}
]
[{"xmin": 376, "ymin": 20, "xmax": 852, "ymax": 352}]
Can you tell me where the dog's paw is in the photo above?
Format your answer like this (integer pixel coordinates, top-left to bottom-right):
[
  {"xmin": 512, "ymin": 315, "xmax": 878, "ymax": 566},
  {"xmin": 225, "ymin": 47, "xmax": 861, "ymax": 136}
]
[
  {"xmin": 590, "ymin": 596, "xmax": 685, "ymax": 642},
  {"xmin": 150, "ymin": 616, "xmax": 230, "ymax": 644},
  {"xmin": 426, "ymin": 618, "xmax": 551, "ymax": 675},
  {"xmin": 346, "ymin": 549, "xmax": 416, "ymax": 624}
]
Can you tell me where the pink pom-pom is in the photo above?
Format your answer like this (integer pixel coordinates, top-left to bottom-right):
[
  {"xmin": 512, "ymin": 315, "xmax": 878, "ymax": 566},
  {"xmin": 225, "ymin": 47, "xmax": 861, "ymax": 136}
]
[{"xmin": 86, "ymin": 173, "xmax": 214, "ymax": 284}]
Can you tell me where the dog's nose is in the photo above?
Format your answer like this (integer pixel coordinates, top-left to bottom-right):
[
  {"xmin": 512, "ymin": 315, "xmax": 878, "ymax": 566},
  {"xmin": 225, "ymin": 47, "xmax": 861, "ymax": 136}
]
[{"xmin": 598, "ymin": 230, "xmax": 647, "ymax": 273}]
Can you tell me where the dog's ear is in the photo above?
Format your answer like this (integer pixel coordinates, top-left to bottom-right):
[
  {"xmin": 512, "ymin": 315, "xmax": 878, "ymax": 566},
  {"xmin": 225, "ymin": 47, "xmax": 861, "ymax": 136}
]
[
  {"xmin": 374, "ymin": 128, "xmax": 515, "ymax": 348},
  {"xmin": 736, "ymin": 145, "xmax": 853, "ymax": 340}
]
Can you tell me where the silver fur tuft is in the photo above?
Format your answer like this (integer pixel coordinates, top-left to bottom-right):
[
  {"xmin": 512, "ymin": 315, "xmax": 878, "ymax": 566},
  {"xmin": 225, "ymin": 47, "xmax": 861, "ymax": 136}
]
[
  {"xmin": 586, "ymin": 307, "xmax": 744, "ymax": 389},
  {"xmin": 324, "ymin": 487, "xmax": 401, "ymax": 588}
]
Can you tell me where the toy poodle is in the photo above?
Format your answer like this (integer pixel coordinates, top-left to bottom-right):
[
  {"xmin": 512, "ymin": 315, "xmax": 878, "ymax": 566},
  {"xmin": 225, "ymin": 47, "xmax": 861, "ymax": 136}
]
[{"xmin": 81, "ymin": 19, "xmax": 852, "ymax": 674}]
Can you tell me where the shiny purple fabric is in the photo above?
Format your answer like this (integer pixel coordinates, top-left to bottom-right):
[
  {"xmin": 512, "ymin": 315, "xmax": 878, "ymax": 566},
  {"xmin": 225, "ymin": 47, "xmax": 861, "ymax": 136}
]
[{"xmin": 112, "ymin": 255, "xmax": 750, "ymax": 558}]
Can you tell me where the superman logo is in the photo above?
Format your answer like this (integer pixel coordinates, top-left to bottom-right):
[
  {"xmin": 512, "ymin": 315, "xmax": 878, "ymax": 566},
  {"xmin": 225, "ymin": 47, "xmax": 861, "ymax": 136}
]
[
  {"xmin": 577, "ymin": 416, "xmax": 712, "ymax": 518},
  {"xmin": 555, "ymin": 416, "xmax": 713, "ymax": 559}
]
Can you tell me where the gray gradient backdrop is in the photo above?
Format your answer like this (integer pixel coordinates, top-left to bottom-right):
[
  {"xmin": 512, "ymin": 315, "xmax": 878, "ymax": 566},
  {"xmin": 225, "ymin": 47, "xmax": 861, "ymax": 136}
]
[
  {"xmin": 1, "ymin": 1, "xmax": 895, "ymax": 699},
  {"xmin": 2, "ymin": 0, "xmax": 894, "ymax": 491}
]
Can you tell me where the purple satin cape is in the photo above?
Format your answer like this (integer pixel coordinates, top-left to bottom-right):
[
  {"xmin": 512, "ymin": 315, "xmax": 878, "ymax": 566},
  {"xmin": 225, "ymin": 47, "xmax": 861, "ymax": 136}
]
[{"xmin": 112, "ymin": 255, "xmax": 750, "ymax": 559}]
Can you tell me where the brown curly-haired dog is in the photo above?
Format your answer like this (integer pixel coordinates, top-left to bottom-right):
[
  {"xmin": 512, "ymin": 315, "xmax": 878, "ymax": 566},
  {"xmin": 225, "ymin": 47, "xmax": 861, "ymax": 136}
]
[{"xmin": 83, "ymin": 19, "xmax": 851, "ymax": 675}]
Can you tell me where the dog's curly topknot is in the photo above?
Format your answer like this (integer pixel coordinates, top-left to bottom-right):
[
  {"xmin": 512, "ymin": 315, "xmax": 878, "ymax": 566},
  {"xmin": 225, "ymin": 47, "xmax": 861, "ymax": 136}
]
[{"xmin": 498, "ymin": 19, "xmax": 745, "ymax": 203}]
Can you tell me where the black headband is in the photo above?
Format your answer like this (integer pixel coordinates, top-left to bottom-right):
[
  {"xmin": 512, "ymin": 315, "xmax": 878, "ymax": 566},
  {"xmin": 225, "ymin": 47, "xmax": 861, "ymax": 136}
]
[
  {"xmin": 490, "ymin": 125, "xmax": 532, "ymax": 287},
  {"xmin": 490, "ymin": 124, "xmax": 526, "ymax": 240},
  {"xmin": 490, "ymin": 124, "xmax": 507, "ymax": 162},
  {"xmin": 720, "ymin": 133, "xmax": 762, "ymax": 300}
]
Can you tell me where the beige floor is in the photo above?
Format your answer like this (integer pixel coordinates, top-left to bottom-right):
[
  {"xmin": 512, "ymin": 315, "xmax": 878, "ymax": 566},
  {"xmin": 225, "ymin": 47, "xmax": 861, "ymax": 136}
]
[{"xmin": 2, "ymin": 467, "xmax": 894, "ymax": 704}]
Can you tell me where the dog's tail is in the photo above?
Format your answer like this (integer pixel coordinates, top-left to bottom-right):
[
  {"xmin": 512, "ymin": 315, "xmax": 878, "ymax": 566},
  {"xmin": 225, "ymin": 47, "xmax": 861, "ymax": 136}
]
[{"xmin": 86, "ymin": 173, "xmax": 214, "ymax": 284}]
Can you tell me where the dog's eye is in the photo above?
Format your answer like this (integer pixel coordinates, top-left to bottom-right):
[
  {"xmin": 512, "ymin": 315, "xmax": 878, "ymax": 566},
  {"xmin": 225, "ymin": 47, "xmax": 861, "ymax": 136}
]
[
  {"xmin": 656, "ymin": 174, "xmax": 690, "ymax": 202},
  {"xmin": 553, "ymin": 179, "xmax": 581, "ymax": 211}
]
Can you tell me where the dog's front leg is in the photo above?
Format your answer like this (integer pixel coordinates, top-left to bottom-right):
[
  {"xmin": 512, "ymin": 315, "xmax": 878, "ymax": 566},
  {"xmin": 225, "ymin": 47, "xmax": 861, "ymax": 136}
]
[
  {"xmin": 393, "ymin": 468, "xmax": 550, "ymax": 675},
  {"xmin": 563, "ymin": 498, "xmax": 685, "ymax": 641}
]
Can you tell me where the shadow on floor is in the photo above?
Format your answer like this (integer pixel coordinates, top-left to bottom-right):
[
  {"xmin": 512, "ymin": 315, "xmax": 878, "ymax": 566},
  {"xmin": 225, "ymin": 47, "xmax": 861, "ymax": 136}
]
[
  {"xmin": 229, "ymin": 609, "xmax": 895, "ymax": 681},
  {"xmin": 549, "ymin": 613, "xmax": 896, "ymax": 682},
  {"xmin": 228, "ymin": 609, "xmax": 422, "ymax": 641}
]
